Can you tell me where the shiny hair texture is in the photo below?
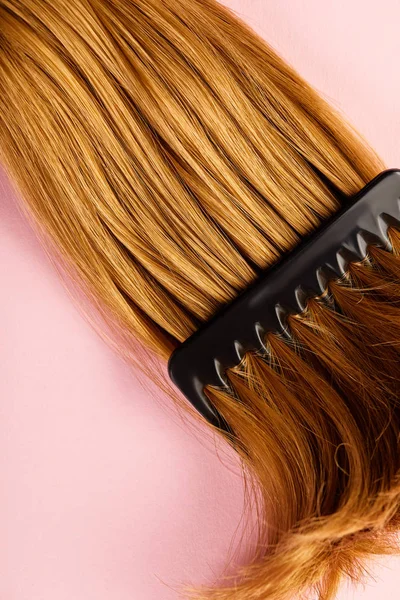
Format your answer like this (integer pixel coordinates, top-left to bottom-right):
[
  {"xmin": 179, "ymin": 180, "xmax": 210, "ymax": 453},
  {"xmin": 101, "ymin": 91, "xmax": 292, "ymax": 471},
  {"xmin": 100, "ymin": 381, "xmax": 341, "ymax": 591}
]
[{"xmin": 0, "ymin": 1, "xmax": 399, "ymax": 599}]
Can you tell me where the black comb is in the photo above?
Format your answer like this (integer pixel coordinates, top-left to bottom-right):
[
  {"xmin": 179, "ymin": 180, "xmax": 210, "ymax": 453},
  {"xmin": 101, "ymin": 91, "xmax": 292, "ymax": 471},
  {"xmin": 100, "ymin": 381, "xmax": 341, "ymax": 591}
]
[{"xmin": 168, "ymin": 169, "xmax": 400, "ymax": 429}]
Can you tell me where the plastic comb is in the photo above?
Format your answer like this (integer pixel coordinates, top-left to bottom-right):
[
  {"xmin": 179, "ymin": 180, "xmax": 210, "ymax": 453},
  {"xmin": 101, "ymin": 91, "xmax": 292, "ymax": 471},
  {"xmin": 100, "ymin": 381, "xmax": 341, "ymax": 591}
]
[{"xmin": 168, "ymin": 169, "xmax": 400, "ymax": 429}]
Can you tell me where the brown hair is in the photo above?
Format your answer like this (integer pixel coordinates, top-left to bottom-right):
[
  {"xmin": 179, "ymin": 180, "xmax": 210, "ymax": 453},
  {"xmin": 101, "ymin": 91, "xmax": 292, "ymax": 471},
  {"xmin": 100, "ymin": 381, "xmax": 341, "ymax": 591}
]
[{"xmin": 0, "ymin": 1, "xmax": 399, "ymax": 599}]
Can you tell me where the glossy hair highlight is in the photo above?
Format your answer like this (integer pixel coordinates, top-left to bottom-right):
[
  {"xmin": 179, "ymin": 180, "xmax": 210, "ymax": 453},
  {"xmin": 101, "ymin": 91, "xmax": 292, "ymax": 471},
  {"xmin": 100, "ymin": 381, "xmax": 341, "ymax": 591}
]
[{"xmin": 0, "ymin": 1, "xmax": 399, "ymax": 599}]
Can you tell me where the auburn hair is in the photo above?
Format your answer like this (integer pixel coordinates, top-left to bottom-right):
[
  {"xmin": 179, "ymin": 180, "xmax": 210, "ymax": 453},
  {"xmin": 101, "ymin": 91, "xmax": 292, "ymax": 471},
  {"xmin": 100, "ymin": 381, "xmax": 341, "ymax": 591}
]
[{"xmin": 0, "ymin": 1, "xmax": 399, "ymax": 599}]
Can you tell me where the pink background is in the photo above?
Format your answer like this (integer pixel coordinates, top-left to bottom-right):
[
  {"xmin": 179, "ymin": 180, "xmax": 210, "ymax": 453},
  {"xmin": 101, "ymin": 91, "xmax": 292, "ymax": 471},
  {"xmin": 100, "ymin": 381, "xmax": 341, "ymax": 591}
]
[{"xmin": 1, "ymin": 1, "xmax": 400, "ymax": 598}]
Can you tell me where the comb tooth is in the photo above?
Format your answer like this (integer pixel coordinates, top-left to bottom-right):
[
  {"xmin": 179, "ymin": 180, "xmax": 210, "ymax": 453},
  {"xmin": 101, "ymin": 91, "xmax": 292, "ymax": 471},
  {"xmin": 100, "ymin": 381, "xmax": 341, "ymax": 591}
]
[
  {"xmin": 193, "ymin": 376, "xmax": 223, "ymax": 424},
  {"xmin": 337, "ymin": 246, "xmax": 365, "ymax": 270},
  {"xmin": 377, "ymin": 213, "xmax": 391, "ymax": 245},
  {"xmin": 316, "ymin": 264, "xmax": 342, "ymax": 303},
  {"xmin": 325, "ymin": 251, "xmax": 345, "ymax": 277},
  {"xmin": 294, "ymin": 284, "xmax": 309, "ymax": 312},
  {"xmin": 362, "ymin": 211, "xmax": 381, "ymax": 238},
  {"xmin": 376, "ymin": 212, "xmax": 400, "ymax": 248},
  {"xmin": 281, "ymin": 286, "xmax": 305, "ymax": 314},
  {"xmin": 233, "ymin": 339, "xmax": 245, "ymax": 362},
  {"xmin": 213, "ymin": 358, "xmax": 229, "ymax": 386},
  {"xmin": 335, "ymin": 250, "xmax": 348, "ymax": 276},
  {"xmin": 357, "ymin": 228, "xmax": 387, "ymax": 253},
  {"xmin": 275, "ymin": 303, "xmax": 291, "ymax": 337},
  {"xmin": 316, "ymin": 266, "xmax": 330, "ymax": 293},
  {"xmin": 299, "ymin": 268, "xmax": 322, "ymax": 299},
  {"xmin": 356, "ymin": 230, "xmax": 369, "ymax": 258},
  {"xmin": 342, "ymin": 236, "xmax": 366, "ymax": 261},
  {"xmin": 254, "ymin": 322, "xmax": 268, "ymax": 352}
]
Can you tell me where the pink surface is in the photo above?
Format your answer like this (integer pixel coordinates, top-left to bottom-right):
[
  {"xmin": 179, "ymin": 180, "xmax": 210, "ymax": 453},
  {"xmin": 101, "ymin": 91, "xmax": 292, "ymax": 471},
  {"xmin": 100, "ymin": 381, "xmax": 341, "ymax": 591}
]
[{"xmin": 1, "ymin": 1, "xmax": 400, "ymax": 599}]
